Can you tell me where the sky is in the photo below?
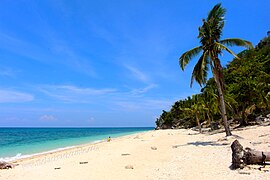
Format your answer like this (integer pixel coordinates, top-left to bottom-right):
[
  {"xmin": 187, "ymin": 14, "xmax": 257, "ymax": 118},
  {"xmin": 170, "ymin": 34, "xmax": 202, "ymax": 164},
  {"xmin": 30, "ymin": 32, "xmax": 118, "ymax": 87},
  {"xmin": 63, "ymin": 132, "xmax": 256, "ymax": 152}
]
[{"xmin": 0, "ymin": 0, "xmax": 269, "ymax": 127}]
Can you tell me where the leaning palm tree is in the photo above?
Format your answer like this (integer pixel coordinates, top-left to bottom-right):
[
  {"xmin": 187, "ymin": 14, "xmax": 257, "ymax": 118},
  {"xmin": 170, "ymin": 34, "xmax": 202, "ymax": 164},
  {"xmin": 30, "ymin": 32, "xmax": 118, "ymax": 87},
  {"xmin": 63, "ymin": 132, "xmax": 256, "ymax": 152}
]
[{"xmin": 179, "ymin": 3, "xmax": 253, "ymax": 136}]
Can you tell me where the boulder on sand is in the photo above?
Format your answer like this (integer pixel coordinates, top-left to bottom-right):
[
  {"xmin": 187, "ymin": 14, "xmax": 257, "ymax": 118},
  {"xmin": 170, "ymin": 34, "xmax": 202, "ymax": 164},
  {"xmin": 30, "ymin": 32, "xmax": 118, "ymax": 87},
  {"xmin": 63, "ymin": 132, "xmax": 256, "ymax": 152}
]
[{"xmin": 0, "ymin": 161, "xmax": 16, "ymax": 169}]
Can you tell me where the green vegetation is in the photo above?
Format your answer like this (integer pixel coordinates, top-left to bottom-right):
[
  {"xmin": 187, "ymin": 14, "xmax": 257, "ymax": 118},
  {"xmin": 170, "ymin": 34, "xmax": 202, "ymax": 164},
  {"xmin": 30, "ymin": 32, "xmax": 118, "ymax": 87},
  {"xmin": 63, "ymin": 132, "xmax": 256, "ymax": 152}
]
[{"xmin": 156, "ymin": 4, "xmax": 270, "ymax": 134}]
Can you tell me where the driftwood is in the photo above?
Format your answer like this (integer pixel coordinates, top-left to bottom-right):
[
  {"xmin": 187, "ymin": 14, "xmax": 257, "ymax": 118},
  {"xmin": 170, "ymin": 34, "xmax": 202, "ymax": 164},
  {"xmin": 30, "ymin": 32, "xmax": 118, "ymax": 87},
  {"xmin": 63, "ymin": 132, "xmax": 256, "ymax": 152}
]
[
  {"xmin": 0, "ymin": 162, "xmax": 16, "ymax": 169},
  {"xmin": 231, "ymin": 140, "xmax": 270, "ymax": 169}
]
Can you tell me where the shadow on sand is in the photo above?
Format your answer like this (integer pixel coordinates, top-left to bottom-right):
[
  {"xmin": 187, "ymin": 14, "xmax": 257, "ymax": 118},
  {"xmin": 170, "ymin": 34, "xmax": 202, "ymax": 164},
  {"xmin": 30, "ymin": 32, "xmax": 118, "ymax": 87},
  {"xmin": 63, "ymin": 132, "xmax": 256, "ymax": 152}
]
[
  {"xmin": 186, "ymin": 141, "xmax": 228, "ymax": 146},
  {"xmin": 173, "ymin": 141, "xmax": 230, "ymax": 148}
]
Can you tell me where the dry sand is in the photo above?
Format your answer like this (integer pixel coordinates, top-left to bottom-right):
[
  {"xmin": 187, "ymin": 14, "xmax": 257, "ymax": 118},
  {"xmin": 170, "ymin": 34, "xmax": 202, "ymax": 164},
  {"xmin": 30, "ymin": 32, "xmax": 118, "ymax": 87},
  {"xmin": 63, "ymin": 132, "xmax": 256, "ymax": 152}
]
[{"xmin": 1, "ymin": 125, "xmax": 270, "ymax": 180}]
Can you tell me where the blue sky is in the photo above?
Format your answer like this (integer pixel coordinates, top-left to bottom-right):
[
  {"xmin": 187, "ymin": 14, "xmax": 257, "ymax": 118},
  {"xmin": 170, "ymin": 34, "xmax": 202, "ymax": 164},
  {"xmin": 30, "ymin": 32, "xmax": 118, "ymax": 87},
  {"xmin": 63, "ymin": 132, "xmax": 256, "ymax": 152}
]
[{"xmin": 0, "ymin": 0, "xmax": 269, "ymax": 127}]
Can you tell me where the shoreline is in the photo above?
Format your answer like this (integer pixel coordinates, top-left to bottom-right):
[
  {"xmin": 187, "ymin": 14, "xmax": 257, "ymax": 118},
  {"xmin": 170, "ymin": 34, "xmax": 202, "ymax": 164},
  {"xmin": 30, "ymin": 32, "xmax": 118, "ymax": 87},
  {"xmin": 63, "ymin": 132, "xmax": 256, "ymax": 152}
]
[
  {"xmin": 1, "ymin": 125, "xmax": 270, "ymax": 179},
  {"xmin": 7, "ymin": 130, "xmax": 153, "ymax": 164},
  {"xmin": 0, "ymin": 127, "xmax": 154, "ymax": 161}
]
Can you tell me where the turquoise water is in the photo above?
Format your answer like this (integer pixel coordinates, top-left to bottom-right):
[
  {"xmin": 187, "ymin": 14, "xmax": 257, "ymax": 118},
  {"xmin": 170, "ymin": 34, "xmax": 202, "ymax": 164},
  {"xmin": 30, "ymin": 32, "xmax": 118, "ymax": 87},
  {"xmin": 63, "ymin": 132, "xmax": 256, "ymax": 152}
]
[{"xmin": 0, "ymin": 127, "xmax": 153, "ymax": 161}]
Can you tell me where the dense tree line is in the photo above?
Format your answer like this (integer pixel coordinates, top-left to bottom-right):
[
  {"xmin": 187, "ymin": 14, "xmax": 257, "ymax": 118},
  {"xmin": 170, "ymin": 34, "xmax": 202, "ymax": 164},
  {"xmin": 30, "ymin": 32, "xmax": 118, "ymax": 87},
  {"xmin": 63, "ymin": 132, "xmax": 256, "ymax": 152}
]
[{"xmin": 156, "ymin": 33, "xmax": 270, "ymax": 130}]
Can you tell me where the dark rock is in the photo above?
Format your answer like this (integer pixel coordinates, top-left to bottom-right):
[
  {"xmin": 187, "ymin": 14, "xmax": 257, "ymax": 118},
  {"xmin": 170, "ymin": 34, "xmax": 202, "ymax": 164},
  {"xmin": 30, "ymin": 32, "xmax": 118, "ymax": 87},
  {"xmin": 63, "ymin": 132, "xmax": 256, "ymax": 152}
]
[
  {"xmin": 256, "ymin": 115, "xmax": 264, "ymax": 121},
  {"xmin": 161, "ymin": 124, "xmax": 171, "ymax": 129},
  {"xmin": 0, "ymin": 162, "xmax": 15, "ymax": 169},
  {"xmin": 210, "ymin": 122, "xmax": 220, "ymax": 131}
]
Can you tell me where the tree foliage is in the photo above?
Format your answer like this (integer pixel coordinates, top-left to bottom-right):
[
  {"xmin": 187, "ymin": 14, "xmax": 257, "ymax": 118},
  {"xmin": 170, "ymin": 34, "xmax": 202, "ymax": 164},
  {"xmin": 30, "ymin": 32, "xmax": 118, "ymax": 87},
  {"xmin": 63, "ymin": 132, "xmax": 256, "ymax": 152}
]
[
  {"xmin": 178, "ymin": 3, "xmax": 253, "ymax": 136},
  {"xmin": 156, "ymin": 33, "xmax": 270, "ymax": 130}
]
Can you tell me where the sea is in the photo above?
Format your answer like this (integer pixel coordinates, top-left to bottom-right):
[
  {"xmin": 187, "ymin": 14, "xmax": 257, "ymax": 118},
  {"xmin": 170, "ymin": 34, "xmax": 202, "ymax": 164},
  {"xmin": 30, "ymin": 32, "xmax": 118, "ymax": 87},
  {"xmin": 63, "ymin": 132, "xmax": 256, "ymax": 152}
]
[{"xmin": 0, "ymin": 127, "xmax": 153, "ymax": 162}]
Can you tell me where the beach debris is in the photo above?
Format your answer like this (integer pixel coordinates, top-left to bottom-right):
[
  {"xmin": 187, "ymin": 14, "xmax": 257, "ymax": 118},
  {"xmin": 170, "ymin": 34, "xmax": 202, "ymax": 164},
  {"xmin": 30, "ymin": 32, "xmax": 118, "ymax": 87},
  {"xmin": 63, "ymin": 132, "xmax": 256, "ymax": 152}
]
[
  {"xmin": 54, "ymin": 167, "xmax": 61, "ymax": 170},
  {"xmin": 259, "ymin": 134, "xmax": 269, "ymax": 137},
  {"xmin": 172, "ymin": 145, "xmax": 181, "ymax": 148},
  {"xmin": 0, "ymin": 162, "xmax": 16, "ymax": 169},
  {"xmin": 251, "ymin": 142, "xmax": 263, "ymax": 145},
  {"xmin": 221, "ymin": 142, "xmax": 230, "ymax": 145},
  {"xmin": 125, "ymin": 165, "xmax": 134, "ymax": 169},
  {"xmin": 238, "ymin": 171, "xmax": 251, "ymax": 175},
  {"xmin": 121, "ymin": 153, "xmax": 131, "ymax": 156},
  {"xmin": 79, "ymin": 162, "xmax": 88, "ymax": 164},
  {"xmin": 218, "ymin": 135, "xmax": 235, "ymax": 142},
  {"xmin": 258, "ymin": 166, "xmax": 269, "ymax": 171},
  {"xmin": 151, "ymin": 146, "xmax": 157, "ymax": 150},
  {"xmin": 210, "ymin": 122, "xmax": 220, "ymax": 131},
  {"xmin": 231, "ymin": 140, "xmax": 270, "ymax": 169}
]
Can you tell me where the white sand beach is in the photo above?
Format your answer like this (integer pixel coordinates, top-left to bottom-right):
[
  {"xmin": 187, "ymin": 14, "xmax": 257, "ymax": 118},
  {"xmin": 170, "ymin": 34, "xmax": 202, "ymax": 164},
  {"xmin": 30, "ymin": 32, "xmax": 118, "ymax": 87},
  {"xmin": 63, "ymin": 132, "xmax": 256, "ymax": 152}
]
[{"xmin": 1, "ymin": 125, "xmax": 270, "ymax": 180}]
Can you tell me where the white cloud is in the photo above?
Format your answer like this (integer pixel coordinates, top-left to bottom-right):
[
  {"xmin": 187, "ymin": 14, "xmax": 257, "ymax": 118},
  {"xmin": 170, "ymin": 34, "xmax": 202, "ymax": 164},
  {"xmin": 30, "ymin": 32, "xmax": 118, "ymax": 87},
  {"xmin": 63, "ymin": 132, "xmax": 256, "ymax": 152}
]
[
  {"xmin": 0, "ymin": 32, "xmax": 97, "ymax": 77},
  {"xmin": 130, "ymin": 84, "xmax": 157, "ymax": 95},
  {"xmin": 55, "ymin": 85, "xmax": 116, "ymax": 95},
  {"xmin": 38, "ymin": 84, "xmax": 163, "ymax": 110},
  {"xmin": 39, "ymin": 115, "xmax": 57, "ymax": 121},
  {"xmin": 114, "ymin": 99, "xmax": 173, "ymax": 111},
  {"xmin": 39, "ymin": 85, "xmax": 117, "ymax": 102},
  {"xmin": 124, "ymin": 65, "xmax": 149, "ymax": 83},
  {"xmin": 0, "ymin": 90, "xmax": 34, "ymax": 103},
  {"xmin": 49, "ymin": 39, "xmax": 98, "ymax": 77}
]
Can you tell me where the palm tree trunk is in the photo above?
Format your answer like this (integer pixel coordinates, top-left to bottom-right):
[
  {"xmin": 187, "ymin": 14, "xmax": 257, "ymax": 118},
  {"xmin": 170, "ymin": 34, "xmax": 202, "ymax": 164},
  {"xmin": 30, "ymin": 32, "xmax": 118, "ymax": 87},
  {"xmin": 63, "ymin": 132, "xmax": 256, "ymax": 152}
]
[
  {"xmin": 196, "ymin": 113, "xmax": 202, "ymax": 133},
  {"xmin": 240, "ymin": 104, "xmax": 248, "ymax": 127},
  {"xmin": 212, "ymin": 69, "xmax": 232, "ymax": 136},
  {"xmin": 206, "ymin": 107, "xmax": 213, "ymax": 126}
]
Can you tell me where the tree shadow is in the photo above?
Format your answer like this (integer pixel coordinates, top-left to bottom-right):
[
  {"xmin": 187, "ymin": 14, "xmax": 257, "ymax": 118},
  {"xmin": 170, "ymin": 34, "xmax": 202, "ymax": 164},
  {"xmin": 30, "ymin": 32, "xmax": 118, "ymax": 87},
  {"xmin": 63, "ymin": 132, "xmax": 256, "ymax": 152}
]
[
  {"xmin": 185, "ymin": 141, "xmax": 228, "ymax": 146},
  {"xmin": 231, "ymin": 134, "xmax": 244, "ymax": 139},
  {"xmin": 172, "ymin": 141, "xmax": 230, "ymax": 148},
  {"xmin": 207, "ymin": 129, "xmax": 226, "ymax": 135}
]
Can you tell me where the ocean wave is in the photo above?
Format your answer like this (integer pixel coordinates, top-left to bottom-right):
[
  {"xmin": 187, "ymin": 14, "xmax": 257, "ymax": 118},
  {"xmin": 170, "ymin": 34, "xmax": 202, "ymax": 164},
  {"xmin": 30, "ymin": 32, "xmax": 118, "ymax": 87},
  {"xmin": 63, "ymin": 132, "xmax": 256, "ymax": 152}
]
[
  {"xmin": 0, "ymin": 146, "xmax": 76, "ymax": 162},
  {"xmin": 0, "ymin": 153, "xmax": 28, "ymax": 162},
  {"xmin": 0, "ymin": 129, "xmax": 150, "ymax": 162},
  {"xmin": 0, "ymin": 140, "xmax": 106, "ymax": 163}
]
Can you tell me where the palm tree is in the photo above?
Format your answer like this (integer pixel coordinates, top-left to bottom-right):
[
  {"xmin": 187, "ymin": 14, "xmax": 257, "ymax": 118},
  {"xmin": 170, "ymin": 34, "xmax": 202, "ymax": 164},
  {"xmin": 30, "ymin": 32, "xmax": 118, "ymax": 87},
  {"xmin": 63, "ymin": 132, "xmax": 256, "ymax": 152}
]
[
  {"xmin": 179, "ymin": 3, "xmax": 253, "ymax": 136},
  {"xmin": 182, "ymin": 94, "xmax": 206, "ymax": 133},
  {"xmin": 202, "ymin": 85, "xmax": 218, "ymax": 125}
]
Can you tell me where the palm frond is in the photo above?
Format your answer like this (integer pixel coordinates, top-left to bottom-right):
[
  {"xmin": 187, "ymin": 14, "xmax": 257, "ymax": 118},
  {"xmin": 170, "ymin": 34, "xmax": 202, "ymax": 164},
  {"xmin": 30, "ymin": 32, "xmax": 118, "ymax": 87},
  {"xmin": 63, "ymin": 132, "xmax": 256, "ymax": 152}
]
[
  {"xmin": 207, "ymin": 3, "xmax": 226, "ymax": 41},
  {"xmin": 214, "ymin": 42, "xmax": 240, "ymax": 59},
  {"xmin": 179, "ymin": 46, "xmax": 202, "ymax": 70},
  {"xmin": 207, "ymin": 3, "xmax": 226, "ymax": 21},
  {"xmin": 190, "ymin": 52, "xmax": 209, "ymax": 87},
  {"xmin": 203, "ymin": 86, "xmax": 218, "ymax": 99},
  {"xmin": 224, "ymin": 94, "xmax": 238, "ymax": 110},
  {"xmin": 220, "ymin": 38, "xmax": 254, "ymax": 49}
]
